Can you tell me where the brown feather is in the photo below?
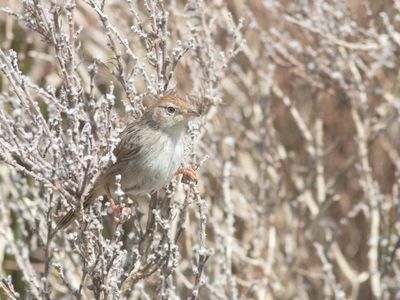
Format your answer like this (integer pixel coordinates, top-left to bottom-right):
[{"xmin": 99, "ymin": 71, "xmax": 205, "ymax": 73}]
[{"xmin": 54, "ymin": 91, "xmax": 200, "ymax": 233}]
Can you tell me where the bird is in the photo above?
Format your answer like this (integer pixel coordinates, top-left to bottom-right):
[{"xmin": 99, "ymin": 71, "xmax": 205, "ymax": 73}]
[{"xmin": 55, "ymin": 90, "xmax": 200, "ymax": 232}]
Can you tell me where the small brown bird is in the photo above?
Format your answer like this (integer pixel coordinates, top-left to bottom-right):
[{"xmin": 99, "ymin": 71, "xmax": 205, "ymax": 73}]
[{"xmin": 55, "ymin": 90, "xmax": 200, "ymax": 232}]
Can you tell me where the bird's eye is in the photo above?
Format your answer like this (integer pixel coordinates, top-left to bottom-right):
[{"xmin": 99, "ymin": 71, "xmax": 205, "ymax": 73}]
[{"xmin": 166, "ymin": 106, "xmax": 176, "ymax": 114}]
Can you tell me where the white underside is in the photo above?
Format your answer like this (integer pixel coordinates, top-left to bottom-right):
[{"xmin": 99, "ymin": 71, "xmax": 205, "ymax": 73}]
[{"xmin": 120, "ymin": 130, "xmax": 185, "ymax": 195}]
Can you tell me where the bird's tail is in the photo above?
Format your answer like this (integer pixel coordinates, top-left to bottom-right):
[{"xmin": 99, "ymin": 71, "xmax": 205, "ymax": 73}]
[{"xmin": 53, "ymin": 187, "xmax": 102, "ymax": 234}]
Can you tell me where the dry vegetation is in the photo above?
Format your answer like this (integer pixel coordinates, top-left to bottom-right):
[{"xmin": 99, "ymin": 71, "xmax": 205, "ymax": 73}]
[{"xmin": 1, "ymin": 0, "xmax": 400, "ymax": 299}]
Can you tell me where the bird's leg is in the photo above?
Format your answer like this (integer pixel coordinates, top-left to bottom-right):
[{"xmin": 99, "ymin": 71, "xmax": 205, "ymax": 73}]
[
  {"xmin": 106, "ymin": 187, "xmax": 122, "ymax": 222},
  {"xmin": 176, "ymin": 163, "xmax": 200, "ymax": 184},
  {"xmin": 106, "ymin": 187, "xmax": 132, "ymax": 223}
]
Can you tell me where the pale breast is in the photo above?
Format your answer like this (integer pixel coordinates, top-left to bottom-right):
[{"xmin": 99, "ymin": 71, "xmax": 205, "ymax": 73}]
[{"xmin": 121, "ymin": 131, "xmax": 185, "ymax": 195}]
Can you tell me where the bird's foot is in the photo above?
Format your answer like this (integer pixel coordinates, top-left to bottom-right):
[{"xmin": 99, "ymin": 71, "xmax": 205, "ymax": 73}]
[
  {"xmin": 177, "ymin": 163, "xmax": 200, "ymax": 184},
  {"xmin": 108, "ymin": 195, "xmax": 131, "ymax": 224},
  {"xmin": 109, "ymin": 203, "xmax": 132, "ymax": 224}
]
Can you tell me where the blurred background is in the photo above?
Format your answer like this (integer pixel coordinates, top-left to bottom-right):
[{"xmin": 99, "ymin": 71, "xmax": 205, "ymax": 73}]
[{"xmin": 1, "ymin": 0, "xmax": 400, "ymax": 299}]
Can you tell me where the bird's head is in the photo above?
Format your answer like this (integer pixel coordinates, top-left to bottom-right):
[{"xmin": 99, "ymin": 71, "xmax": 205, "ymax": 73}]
[{"xmin": 148, "ymin": 90, "xmax": 201, "ymax": 131}]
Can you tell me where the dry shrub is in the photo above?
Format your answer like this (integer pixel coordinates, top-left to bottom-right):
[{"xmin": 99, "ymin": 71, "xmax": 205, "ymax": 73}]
[{"xmin": 0, "ymin": 0, "xmax": 399, "ymax": 299}]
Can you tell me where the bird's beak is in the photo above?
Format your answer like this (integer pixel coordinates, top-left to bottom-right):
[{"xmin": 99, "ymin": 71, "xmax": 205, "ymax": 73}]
[{"xmin": 185, "ymin": 109, "xmax": 200, "ymax": 118}]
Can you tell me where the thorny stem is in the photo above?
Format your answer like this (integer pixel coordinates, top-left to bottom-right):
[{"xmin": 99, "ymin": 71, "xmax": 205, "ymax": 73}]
[
  {"xmin": 42, "ymin": 193, "xmax": 54, "ymax": 300},
  {"xmin": 190, "ymin": 184, "xmax": 212, "ymax": 300},
  {"xmin": 151, "ymin": 2, "xmax": 162, "ymax": 83}
]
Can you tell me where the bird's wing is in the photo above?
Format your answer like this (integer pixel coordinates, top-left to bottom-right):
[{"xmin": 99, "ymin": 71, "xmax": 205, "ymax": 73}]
[{"xmin": 113, "ymin": 122, "xmax": 142, "ymax": 162}]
